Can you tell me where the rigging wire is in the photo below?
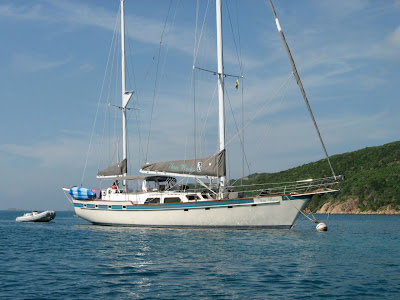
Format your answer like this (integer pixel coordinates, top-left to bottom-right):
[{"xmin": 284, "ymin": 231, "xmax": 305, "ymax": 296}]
[
  {"xmin": 192, "ymin": 0, "xmax": 212, "ymax": 68},
  {"xmin": 224, "ymin": 0, "xmax": 246, "ymax": 182},
  {"xmin": 144, "ymin": 0, "xmax": 173, "ymax": 163},
  {"xmin": 188, "ymin": 0, "xmax": 201, "ymax": 164},
  {"xmin": 248, "ymin": 74, "xmax": 293, "ymax": 169},
  {"xmin": 158, "ymin": 0, "xmax": 180, "ymax": 96},
  {"xmin": 104, "ymin": 11, "xmax": 124, "ymax": 171},
  {"xmin": 224, "ymin": 1, "xmax": 243, "ymax": 74},
  {"xmin": 104, "ymin": 23, "xmax": 121, "ymax": 168},
  {"xmin": 187, "ymin": 0, "xmax": 212, "ymax": 164},
  {"xmin": 225, "ymin": 86, "xmax": 251, "ymax": 174},
  {"xmin": 269, "ymin": 0, "xmax": 337, "ymax": 179},
  {"xmin": 123, "ymin": 21, "xmax": 142, "ymax": 172},
  {"xmin": 127, "ymin": 48, "xmax": 159, "ymax": 165},
  {"xmin": 199, "ymin": 82, "xmax": 218, "ymax": 156},
  {"xmin": 224, "ymin": 72, "xmax": 294, "ymax": 149},
  {"xmin": 80, "ymin": 7, "xmax": 120, "ymax": 186},
  {"xmin": 124, "ymin": 1, "xmax": 179, "ymax": 169},
  {"xmin": 235, "ymin": 0, "xmax": 245, "ymax": 183},
  {"xmin": 191, "ymin": 0, "xmax": 247, "ymax": 179}
]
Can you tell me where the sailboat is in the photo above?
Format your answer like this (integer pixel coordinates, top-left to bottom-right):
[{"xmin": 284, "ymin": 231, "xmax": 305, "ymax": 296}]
[{"xmin": 63, "ymin": 0, "xmax": 341, "ymax": 229}]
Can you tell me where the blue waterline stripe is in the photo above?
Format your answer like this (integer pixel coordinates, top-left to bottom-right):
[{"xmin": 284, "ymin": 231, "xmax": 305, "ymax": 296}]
[
  {"xmin": 283, "ymin": 195, "xmax": 311, "ymax": 200},
  {"xmin": 73, "ymin": 195, "xmax": 312, "ymax": 211}
]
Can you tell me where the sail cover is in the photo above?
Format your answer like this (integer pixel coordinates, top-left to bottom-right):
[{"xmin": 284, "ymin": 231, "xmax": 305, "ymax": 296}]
[
  {"xmin": 140, "ymin": 150, "xmax": 226, "ymax": 178},
  {"xmin": 97, "ymin": 159, "xmax": 127, "ymax": 177}
]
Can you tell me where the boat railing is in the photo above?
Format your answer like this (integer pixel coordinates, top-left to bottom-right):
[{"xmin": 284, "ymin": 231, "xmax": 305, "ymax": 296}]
[{"xmin": 172, "ymin": 175, "xmax": 341, "ymax": 198}]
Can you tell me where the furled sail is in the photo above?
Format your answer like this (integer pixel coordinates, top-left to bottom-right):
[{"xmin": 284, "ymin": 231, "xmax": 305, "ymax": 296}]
[
  {"xmin": 140, "ymin": 150, "xmax": 226, "ymax": 178},
  {"xmin": 97, "ymin": 159, "xmax": 127, "ymax": 178}
]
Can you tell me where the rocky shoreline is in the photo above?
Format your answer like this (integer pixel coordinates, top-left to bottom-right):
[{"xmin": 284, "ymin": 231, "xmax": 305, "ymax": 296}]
[{"xmin": 312, "ymin": 198, "xmax": 400, "ymax": 215}]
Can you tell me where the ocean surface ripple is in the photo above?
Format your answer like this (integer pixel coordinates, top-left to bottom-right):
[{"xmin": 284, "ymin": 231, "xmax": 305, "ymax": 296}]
[{"xmin": 1, "ymin": 211, "xmax": 399, "ymax": 299}]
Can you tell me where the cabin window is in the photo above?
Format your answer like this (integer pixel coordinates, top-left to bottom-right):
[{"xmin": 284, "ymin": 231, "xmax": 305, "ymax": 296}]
[
  {"xmin": 201, "ymin": 193, "xmax": 209, "ymax": 199},
  {"xmin": 145, "ymin": 198, "xmax": 160, "ymax": 204},
  {"xmin": 180, "ymin": 184, "xmax": 188, "ymax": 191},
  {"xmin": 186, "ymin": 194, "xmax": 199, "ymax": 201},
  {"xmin": 164, "ymin": 197, "xmax": 182, "ymax": 204}
]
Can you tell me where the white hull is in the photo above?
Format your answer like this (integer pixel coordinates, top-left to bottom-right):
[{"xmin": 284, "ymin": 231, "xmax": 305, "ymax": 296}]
[
  {"xmin": 73, "ymin": 196, "xmax": 310, "ymax": 229},
  {"xmin": 16, "ymin": 210, "xmax": 56, "ymax": 222}
]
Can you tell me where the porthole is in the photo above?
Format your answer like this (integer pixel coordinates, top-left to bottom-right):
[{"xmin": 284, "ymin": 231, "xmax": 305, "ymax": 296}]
[{"xmin": 164, "ymin": 197, "xmax": 182, "ymax": 204}]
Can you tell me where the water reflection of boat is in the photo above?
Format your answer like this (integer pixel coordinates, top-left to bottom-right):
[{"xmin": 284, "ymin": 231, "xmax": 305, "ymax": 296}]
[{"xmin": 16, "ymin": 210, "xmax": 56, "ymax": 222}]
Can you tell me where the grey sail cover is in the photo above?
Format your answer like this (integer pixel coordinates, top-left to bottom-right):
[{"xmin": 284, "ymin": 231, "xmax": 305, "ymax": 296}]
[
  {"xmin": 141, "ymin": 150, "xmax": 226, "ymax": 177},
  {"xmin": 97, "ymin": 159, "xmax": 127, "ymax": 177}
]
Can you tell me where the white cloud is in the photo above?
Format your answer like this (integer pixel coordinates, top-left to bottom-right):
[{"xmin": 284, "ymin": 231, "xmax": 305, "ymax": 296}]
[
  {"xmin": 0, "ymin": 1, "xmax": 195, "ymax": 56},
  {"xmin": 0, "ymin": 3, "xmax": 49, "ymax": 21},
  {"xmin": 388, "ymin": 26, "xmax": 400, "ymax": 48},
  {"xmin": 0, "ymin": 137, "xmax": 89, "ymax": 168},
  {"xmin": 79, "ymin": 63, "xmax": 94, "ymax": 72},
  {"xmin": 11, "ymin": 53, "xmax": 69, "ymax": 73}
]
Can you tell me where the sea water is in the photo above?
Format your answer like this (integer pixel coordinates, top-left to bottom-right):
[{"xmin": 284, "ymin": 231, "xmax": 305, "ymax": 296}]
[{"xmin": 0, "ymin": 211, "xmax": 399, "ymax": 299}]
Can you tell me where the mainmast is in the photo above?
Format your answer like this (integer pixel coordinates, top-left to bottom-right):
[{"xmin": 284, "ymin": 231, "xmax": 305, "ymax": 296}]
[
  {"xmin": 120, "ymin": 0, "xmax": 132, "ymax": 188},
  {"xmin": 216, "ymin": 0, "xmax": 226, "ymax": 189}
]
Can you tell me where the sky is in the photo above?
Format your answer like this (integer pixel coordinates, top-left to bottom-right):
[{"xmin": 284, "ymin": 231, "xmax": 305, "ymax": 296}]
[{"xmin": 0, "ymin": 0, "xmax": 399, "ymax": 211}]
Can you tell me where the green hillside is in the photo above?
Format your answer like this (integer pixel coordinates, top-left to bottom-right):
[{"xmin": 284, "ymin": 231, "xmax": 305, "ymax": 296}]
[{"xmin": 241, "ymin": 141, "xmax": 400, "ymax": 212}]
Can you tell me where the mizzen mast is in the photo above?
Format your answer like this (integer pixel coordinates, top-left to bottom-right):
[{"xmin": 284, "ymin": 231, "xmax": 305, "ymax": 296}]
[{"xmin": 120, "ymin": 0, "xmax": 133, "ymax": 188}]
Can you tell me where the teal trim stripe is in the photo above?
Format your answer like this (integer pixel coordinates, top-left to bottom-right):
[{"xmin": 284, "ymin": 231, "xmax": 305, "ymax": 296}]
[
  {"xmin": 282, "ymin": 195, "xmax": 313, "ymax": 201},
  {"xmin": 124, "ymin": 198, "xmax": 255, "ymax": 211},
  {"xmin": 74, "ymin": 198, "xmax": 254, "ymax": 211}
]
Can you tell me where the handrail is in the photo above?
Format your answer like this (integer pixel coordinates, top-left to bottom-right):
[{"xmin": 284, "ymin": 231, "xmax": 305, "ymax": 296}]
[{"xmin": 170, "ymin": 175, "xmax": 342, "ymax": 198}]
